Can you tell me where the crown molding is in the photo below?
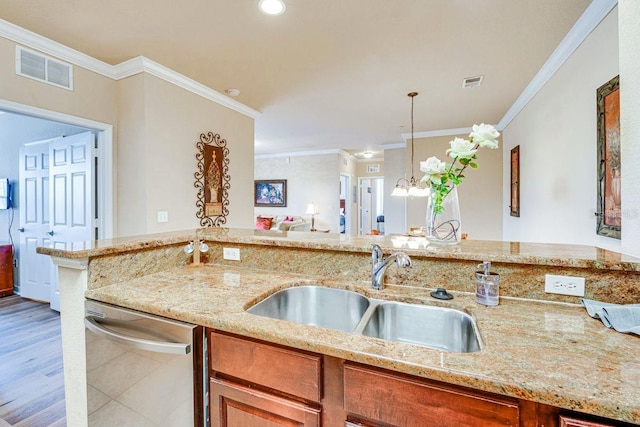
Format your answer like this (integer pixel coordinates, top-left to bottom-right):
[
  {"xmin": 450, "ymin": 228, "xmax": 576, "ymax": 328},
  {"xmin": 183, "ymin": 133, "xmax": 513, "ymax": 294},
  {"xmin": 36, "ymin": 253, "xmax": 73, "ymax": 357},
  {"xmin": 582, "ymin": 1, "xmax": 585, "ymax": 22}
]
[
  {"xmin": 497, "ymin": 0, "xmax": 617, "ymax": 130},
  {"xmin": 255, "ymin": 148, "xmax": 344, "ymax": 159},
  {"xmin": 0, "ymin": 18, "xmax": 115, "ymax": 78},
  {"xmin": 381, "ymin": 143, "xmax": 406, "ymax": 150},
  {"xmin": 0, "ymin": 19, "xmax": 261, "ymax": 119},
  {"xmin": 403, "ymin": 127, "xmax": 473, "ymax": 142},
  {"xmin": 113, "ymin": 57, "xmax": 262, "ymax": 119}
]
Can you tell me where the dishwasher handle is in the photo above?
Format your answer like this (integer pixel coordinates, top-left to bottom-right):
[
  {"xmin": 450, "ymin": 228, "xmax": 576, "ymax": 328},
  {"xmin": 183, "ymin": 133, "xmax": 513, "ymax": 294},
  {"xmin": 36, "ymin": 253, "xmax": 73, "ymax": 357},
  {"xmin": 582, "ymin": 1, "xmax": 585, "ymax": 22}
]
[{"xmin": 85, "ymin": 317, "xmax": 191, "ymax": 355}]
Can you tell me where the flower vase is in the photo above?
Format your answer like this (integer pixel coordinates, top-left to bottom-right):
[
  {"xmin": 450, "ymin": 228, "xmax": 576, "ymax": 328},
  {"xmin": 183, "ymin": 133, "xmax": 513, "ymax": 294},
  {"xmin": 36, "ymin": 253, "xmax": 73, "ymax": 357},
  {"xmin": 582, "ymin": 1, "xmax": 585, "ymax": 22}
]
[{"xmin": 425, "ymin": 185, "xmax": 462, "ymax": 245}]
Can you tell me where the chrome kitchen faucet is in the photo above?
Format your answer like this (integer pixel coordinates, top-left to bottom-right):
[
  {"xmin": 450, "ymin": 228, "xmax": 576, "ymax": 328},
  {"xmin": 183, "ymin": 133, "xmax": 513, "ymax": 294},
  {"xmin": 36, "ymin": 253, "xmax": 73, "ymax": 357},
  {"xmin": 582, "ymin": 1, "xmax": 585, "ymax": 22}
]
[{"xmin": 371, "ymin": 244, "xmax": 412, "ymax": 290}]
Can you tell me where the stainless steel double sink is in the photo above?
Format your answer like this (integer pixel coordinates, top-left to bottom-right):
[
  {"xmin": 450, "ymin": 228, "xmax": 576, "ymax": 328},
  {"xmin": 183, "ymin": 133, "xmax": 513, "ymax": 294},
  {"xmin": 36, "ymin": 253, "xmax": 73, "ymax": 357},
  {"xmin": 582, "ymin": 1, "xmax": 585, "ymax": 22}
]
[{"xmin": 247, "ymin": 286, "xmax": 482, "ymax": 353}]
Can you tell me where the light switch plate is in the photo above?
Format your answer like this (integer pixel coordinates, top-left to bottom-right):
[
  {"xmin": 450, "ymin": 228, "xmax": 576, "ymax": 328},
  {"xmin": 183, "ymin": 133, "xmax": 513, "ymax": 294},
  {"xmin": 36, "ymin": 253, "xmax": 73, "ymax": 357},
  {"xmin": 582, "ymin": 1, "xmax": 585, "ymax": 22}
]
[
  {"xmin": 157, "ymin": 211, "xmax": 169, "ymax": 223},
  {"xmin": 544, "ymin": 274, "xmax": 585, "ymax": 297}
]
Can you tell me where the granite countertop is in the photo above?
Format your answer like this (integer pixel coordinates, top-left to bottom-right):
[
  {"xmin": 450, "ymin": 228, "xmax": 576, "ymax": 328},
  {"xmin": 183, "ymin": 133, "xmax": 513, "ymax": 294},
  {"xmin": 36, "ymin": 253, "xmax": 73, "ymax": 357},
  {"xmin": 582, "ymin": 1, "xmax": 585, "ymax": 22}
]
[
  {"xmin": 85, "ymin": 264, "xmax": 640, "ymax": 425},
  {"xmin": 38, "ymin": 227, "xmax": 640, "ymax": 271}
]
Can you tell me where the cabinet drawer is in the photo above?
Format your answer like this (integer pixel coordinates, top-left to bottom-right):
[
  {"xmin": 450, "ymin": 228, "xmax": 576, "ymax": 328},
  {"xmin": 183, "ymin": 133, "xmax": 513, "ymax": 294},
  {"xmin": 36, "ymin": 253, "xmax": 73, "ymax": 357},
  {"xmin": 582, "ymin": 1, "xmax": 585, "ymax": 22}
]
[
  {"xmin": 210, "ymin": 378, "xmax": 320, "ymax": 427},
  {"xmin": 210, "ymin": 331, "xmax": 322, "ymax": 402},
  {"xmin": 344, "ymin": 363, "xmax": 520, "ymax": 427}
]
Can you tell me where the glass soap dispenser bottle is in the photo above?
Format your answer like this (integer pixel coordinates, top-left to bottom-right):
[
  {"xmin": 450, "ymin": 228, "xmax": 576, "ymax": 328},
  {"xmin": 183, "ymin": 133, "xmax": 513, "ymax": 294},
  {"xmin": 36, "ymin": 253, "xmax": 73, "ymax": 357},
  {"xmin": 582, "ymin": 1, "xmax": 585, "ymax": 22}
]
[{"xmin": 475, "ymin": 261, "xmax": 499, "ymax": 306}]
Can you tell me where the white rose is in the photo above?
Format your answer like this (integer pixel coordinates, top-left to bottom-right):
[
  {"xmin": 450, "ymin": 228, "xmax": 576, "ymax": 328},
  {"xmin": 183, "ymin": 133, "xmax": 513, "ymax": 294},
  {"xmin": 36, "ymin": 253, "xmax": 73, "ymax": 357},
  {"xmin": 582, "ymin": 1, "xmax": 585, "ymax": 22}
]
[
  {"xmin": 420, "ymin": 156, "xmax": 447, "ymax": 184},
  {"xmin": 446, "ymin": 137, "xmax": 477, "ymax": 159},
  {"xmin": 470, "ymin": 123, "xmax": 500, "ymax": 149}
]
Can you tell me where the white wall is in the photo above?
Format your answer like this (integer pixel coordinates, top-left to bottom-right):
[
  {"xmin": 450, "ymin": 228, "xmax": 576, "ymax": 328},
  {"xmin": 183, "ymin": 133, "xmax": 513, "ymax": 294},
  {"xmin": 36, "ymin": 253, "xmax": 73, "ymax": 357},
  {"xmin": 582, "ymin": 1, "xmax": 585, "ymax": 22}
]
[
  {"xmin": 619, "ymin": 0, "xmax": 640, "ymax": 257},
  {"xmin": 118, "ymin": 72, "xmax": 256, "ymax": 237},
  {"xmin": 502, "ymin": 8, "xmax": 620, "ymax": 249},
  {"xmin": 255, "ymin": 154, "xmax": 341, "ymax": 232},
  {"xmin": 383, "ymin": 148, "xmax": 407, "ymax": 235}
]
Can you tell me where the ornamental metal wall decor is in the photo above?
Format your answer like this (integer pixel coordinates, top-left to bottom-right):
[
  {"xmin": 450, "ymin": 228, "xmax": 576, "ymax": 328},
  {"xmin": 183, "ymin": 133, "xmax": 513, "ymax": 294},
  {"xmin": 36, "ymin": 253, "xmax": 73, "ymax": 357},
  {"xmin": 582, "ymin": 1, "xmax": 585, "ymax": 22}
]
[
  {"xmin": 195, "ymin": 132, "xmax": 230, "ymax": 227},
  {"xmin": 510, "ymin": 145, "xmax": 520, "ymax": 217},
  {"xmin": 596, "ymin": 75, "xmax": 620, "ymax": 239}
]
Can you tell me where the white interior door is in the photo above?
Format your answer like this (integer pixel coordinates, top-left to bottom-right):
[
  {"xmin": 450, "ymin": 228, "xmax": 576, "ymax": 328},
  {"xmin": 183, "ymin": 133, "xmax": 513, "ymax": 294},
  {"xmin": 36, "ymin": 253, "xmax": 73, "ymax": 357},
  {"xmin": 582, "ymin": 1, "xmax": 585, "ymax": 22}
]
[
  {"xmin": 19, "ymin": 132, "xmax": 95, "ymax": 311},
  {"xmin": 359, "ymin": 178, "xmax": 372, "ymax": 235},
  {"xmin": 19, "ymin": 140, "xmax": 54, "ymax": 303}
]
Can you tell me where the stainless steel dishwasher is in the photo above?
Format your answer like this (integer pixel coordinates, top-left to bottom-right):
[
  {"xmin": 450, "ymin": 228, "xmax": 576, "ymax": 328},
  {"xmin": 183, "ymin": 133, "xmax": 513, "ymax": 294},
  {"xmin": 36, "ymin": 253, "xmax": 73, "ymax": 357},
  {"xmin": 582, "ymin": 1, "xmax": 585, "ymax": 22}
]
[{"xmin": 84, "ymin": 300, "xmax": 207, "ymax": 426}]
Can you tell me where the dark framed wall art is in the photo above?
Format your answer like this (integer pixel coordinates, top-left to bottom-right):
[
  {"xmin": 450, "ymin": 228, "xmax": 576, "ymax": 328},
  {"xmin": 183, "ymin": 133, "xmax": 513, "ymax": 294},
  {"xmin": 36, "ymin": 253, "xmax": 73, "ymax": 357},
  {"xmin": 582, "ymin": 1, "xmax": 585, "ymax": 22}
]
[
  {"xmin": 194, "ymin": 132, "xmax": 230, "ymax": 227},
  {"xmin": 510, "ymin": 145, "xmax": 520, "ymax": 217},
  {"xmin": 254, "ymin": 180, "xmax": 287, "ymax": 207},
  {"xmin": 596, "ymin": 75, "xmax": 621, "ymax": 239}
]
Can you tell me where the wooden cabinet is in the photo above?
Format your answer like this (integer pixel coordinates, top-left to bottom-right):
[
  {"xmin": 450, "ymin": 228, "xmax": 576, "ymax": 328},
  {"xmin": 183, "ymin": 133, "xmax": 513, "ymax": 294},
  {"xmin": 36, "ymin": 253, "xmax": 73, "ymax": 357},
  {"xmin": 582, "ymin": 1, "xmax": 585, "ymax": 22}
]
[
  {"xmin": 209, "ymin": 331, "xmax": 322, "ymax": 427},
  {"xmin": 208, "ymin": 330, "xmax": 633, "ymax": 427},
  {"xmin": 344, "ymin": 363, "xmax": 520, "ymax": 427},
  {"xmin": 0, "ymin": 244, "xmax": 13, "ymax": 297},
  {"xmin": 560, "ymin": 415, "xmax": 625, "ymax": 427},
  {"xmin": 210, "ymin": 378, "xmax": 320, "ymax": 427}
]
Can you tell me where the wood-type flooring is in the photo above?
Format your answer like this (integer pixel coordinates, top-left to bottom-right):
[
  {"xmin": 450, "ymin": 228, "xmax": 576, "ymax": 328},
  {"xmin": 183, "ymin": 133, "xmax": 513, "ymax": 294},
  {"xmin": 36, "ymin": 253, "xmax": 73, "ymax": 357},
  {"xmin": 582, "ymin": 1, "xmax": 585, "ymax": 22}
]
[{"xmin": 0, "ymin": 295, "xmax": 66, "ymax": 426}]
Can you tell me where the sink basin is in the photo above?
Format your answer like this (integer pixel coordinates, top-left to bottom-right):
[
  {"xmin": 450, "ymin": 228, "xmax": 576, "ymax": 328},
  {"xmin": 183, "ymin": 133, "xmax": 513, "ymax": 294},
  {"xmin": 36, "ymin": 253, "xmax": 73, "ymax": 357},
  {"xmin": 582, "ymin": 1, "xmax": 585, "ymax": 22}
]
[
  {"xmin": 361, "ymin": 302, "xmax": 481, "ymax": 353},
  {"xmin": 247, "ymin": 286, "xmax": 370, "ymax": 333},
  {"xmin": 247, "ymin": 286, "xmax": 482, "ymax": 353}
]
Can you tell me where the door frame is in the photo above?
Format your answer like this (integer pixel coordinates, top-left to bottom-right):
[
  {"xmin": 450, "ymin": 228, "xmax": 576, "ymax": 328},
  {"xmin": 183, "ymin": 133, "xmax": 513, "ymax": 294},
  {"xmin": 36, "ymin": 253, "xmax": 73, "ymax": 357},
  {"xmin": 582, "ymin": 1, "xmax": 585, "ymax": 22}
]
[
  {"xmin": 0, "ymin": 98, "xmax": 114, "ymax": 239},
  {"xmin": 358, "ymin": 176, "xmax": 384, "ymax": 235}
]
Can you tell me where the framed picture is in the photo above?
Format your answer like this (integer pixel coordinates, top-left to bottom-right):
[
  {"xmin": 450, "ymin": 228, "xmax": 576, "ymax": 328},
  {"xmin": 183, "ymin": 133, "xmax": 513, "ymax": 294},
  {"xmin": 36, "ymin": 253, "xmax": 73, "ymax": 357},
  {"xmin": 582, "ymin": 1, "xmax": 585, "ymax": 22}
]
[
  {"xmin": 596, "ymin": 75, "xmax": 620, "ymax": 239},
  {"xmin": 510, "ymin": 146, "xmax": 520, "ymax": 217},
  {"xmin": 367, "ymin": 164, "xmax": 380, "ymax": 173},
  {"xmin": 254, "ymin": 180, "xmax": 287, "ymax": 207},
  {"xmin": 194, "ymin": 132, "xmax": 230, "ymax": 227}
]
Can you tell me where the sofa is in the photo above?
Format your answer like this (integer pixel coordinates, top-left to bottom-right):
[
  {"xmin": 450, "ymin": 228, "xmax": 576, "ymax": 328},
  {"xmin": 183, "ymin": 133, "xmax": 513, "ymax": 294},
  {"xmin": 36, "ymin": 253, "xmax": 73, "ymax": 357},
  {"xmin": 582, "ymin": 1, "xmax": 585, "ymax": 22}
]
[{"xmin": 255, "ymin": 215, "xmax": 310, "ymax": 232}]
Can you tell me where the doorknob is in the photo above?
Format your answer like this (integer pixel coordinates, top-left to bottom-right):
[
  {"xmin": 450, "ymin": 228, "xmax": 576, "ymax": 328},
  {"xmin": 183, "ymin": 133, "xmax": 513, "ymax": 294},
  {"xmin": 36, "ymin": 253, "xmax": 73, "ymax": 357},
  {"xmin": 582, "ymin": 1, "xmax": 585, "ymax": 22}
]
[
  {"xmin": 18, "ymin": 228, "xmax": 25, "ymax": 232},
  {"xmin": 48, "ymin": 231, "xmax": 54, "ymax": 236}
]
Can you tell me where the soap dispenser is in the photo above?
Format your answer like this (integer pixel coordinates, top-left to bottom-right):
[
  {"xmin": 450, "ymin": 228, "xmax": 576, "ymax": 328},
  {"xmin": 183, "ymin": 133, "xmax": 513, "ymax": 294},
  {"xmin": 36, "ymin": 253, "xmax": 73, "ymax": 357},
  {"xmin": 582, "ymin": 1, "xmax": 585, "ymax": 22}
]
[{"xmin": 475, "ymin": 261, "xmax": 499, "ymax": 306}]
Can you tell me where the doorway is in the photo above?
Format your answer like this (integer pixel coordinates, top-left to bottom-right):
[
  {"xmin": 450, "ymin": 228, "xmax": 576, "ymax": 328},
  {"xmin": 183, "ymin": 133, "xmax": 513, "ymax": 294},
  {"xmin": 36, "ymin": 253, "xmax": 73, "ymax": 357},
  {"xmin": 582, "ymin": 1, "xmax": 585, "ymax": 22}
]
[
  {"xmin": 0, "ymin": 99, "xmax": 114, "ymax": 310},
  {"xmin": 339, "ymin": 174, "xmax": 350, "ymax": 234},
  {"xmin": 358, "ymin": 177, "xmax": 384, "ymax": 235}
]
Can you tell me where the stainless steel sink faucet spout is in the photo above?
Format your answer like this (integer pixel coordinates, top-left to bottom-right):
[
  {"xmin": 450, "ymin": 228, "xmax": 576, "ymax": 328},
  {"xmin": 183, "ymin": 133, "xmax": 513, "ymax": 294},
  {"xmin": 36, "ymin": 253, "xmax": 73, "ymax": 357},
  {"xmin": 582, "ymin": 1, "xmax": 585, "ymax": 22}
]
[{"xmin": 371, "ymin": 244, "xmax": 412, "ymax": 290}]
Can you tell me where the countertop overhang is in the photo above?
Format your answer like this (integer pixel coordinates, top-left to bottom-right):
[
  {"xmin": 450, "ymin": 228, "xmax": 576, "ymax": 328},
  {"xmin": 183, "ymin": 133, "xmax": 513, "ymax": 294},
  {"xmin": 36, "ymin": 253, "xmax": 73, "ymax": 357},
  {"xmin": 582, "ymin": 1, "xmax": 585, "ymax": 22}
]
[{"xmin": 37, "ymin": 227, "xmax": 640, "ymax": 271}]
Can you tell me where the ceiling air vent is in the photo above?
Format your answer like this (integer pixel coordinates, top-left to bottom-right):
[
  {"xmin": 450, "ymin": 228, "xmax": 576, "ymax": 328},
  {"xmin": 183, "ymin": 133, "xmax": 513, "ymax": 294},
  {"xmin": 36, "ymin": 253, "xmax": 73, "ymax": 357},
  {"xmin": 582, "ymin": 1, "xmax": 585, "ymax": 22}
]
[
  {"xmin": 462, "ymin": 75, "xmax": 483, "ymax": 89},
  {"xmin": 16, "ymin": 46, "xmax": 73, "ymax": 91}
]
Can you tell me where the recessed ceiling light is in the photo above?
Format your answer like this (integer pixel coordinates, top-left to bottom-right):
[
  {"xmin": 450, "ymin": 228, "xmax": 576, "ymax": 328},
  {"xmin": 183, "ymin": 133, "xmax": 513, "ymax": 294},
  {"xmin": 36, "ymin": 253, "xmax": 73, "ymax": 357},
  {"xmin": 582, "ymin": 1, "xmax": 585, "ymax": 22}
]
[
  {"xmin": 226, "ymin": 88, "xmax": 240, "ymax": 97},
  {"xmin": 258, "ymin": 0, "xmax": 286, "ymax": 15}
]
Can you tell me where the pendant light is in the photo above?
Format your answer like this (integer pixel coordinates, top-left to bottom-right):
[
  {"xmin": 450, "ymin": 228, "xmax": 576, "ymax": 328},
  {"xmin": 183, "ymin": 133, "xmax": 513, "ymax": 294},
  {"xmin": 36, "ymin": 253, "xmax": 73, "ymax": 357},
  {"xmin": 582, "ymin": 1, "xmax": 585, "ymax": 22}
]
[{"xmin": 392, "ymin": 92, "xmax": 428, "ymax": 197}]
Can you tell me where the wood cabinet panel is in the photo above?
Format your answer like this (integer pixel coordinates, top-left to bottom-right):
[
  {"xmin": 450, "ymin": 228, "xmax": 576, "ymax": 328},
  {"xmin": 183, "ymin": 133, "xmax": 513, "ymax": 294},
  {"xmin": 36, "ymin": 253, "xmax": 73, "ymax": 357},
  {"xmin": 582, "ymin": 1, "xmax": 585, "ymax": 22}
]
[
  {"xmin": 210, "ymin": 378, "xmax": 320, "ymax": 427},
  {"xmin": 560, "ymin": 415, "xmax": 618, "ymax": 427},
  {"xmin": 344, "ymin": 363, "xmax": 520, "ymax": 427},
  {"xmin": 210, "ymin": 331, "xmax": 322, "ymax": 402},
  {"xmin": 0, "ymin": 244, "xmax": 14, "ymax": 297}
]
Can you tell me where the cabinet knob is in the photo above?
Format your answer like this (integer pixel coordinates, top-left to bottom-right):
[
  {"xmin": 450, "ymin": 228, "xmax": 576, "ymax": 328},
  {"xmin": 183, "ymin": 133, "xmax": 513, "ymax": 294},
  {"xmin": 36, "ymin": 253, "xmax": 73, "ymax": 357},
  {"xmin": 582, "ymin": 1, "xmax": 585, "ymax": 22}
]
[
  {"xmin": 18, "ymin": 228, "xmax": 25, "ymax": 232},
  {"xmin": 47, "ymin": 231, "xmax": 54, "ymax": 236}
]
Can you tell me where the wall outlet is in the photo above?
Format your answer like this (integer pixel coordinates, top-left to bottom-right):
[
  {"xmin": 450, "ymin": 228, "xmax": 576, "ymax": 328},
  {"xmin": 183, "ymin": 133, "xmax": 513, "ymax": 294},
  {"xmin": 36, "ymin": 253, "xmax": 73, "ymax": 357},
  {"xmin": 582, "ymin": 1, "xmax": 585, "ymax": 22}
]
[
  {"xmin": 223, "ymin": 247, "xmax": 240, "ymax": 261},
  {"xmin": 544, "ymin": 274, "xmax": 585, "ymax": 297},
  {"xmin": 157, "ymin": 211, "xmax": 169, "ymax": 223}
]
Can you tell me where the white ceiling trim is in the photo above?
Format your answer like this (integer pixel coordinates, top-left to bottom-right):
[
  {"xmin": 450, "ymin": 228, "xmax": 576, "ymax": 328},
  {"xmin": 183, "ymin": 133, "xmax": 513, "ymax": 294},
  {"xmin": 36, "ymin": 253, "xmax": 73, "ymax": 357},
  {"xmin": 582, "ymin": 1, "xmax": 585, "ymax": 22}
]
[
  {"xmin": 113, "ymin": 57, "xmax": 261, "ymax": 119},
  {"xmin": 0, "ymin": 18, "xmax": 115, "ymax": 78},
  {"xmin": 256, "ymin": 148, "xmax": 345, "ymax": 159},
  {"xmin": 403, "ymin": 127, "xmax": 473, "ymax": 142},
  {"xmin": 497, "ymin": 0, "xmax": 618, "ymax": 130},
  {"xmin": 381, "ymin": 143, "xmax": 406, "ymax": 150},
  {"xmin": 0, "ymin": 18, "xmax": 261, "ymax": 119}
]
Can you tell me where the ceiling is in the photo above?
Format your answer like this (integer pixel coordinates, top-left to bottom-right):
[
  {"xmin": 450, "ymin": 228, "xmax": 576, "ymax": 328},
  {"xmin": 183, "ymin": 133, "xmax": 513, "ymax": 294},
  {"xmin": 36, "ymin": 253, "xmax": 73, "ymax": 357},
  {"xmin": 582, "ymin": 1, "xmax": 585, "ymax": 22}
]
[{"xmin": 0, "ymin": 0, "xmax": 591, "ymax": 156}]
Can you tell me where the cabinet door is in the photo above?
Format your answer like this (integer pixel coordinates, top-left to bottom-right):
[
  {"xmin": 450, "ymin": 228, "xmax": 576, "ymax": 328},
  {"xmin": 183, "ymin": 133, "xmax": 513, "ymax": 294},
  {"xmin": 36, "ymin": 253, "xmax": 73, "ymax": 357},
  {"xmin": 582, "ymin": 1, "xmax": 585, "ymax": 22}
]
[
  {"xmin": 560, "ymin": 416, "xmax": 617, "ymax": 427},
  {"xmin": 344, "ymin": 363, "xmax": 520, "ymax": 427},
  {"xmin": 211, "ymin": 378, "xmax": 320, "ymax": 427}
]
